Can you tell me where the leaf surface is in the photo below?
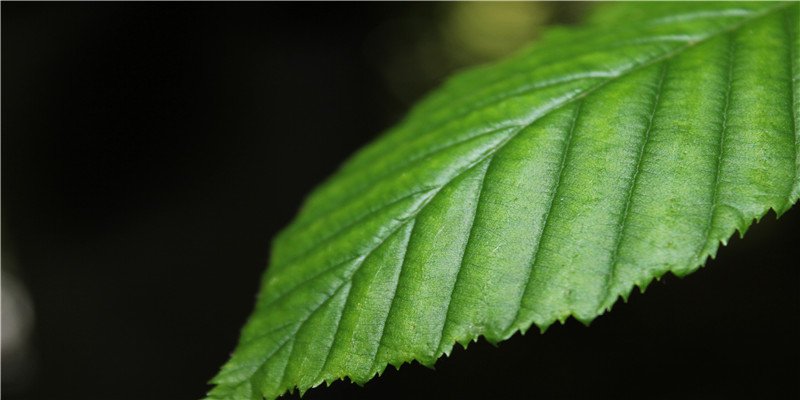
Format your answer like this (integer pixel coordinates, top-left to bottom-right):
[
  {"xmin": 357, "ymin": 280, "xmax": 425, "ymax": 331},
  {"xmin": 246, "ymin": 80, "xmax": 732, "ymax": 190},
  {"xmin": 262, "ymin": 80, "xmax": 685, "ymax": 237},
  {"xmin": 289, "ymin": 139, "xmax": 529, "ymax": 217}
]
[{"xmin": 208, "ymin": 2, "xmax": 800, "ymax": 399}]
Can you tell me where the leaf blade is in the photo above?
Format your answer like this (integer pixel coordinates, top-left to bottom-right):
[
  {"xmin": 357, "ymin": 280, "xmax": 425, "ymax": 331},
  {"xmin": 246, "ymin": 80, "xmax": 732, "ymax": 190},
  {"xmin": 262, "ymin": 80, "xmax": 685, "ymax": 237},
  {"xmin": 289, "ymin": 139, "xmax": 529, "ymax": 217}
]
[{"xmin": 209, "ymin": 3, "xmax": 800, "ymax": 399}]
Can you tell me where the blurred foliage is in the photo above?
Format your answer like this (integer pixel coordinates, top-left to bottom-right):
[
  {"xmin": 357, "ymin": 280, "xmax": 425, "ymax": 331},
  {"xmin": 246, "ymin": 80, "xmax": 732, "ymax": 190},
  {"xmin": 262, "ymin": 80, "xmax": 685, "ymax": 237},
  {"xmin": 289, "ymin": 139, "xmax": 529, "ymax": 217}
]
[{"xmin": 364, "ymin": 2, "xmax": 589, "ymax": 110}]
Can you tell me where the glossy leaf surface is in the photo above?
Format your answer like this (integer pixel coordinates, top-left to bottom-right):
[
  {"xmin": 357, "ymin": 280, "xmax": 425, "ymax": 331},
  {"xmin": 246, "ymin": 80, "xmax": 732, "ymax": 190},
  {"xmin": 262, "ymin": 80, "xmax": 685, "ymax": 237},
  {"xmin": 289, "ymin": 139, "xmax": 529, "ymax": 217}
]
[{"xmin": 208, "ymin": 2, "xmax": 799, "ymax": 399}]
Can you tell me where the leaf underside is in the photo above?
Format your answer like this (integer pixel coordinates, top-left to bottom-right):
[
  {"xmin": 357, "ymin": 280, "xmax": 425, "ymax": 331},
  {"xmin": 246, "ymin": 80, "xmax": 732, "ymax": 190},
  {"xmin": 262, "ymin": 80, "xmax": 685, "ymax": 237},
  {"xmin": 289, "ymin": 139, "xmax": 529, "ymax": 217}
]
[{"xmin": 209, "ymin": 2, "xmax": 799, "ymax": 399}]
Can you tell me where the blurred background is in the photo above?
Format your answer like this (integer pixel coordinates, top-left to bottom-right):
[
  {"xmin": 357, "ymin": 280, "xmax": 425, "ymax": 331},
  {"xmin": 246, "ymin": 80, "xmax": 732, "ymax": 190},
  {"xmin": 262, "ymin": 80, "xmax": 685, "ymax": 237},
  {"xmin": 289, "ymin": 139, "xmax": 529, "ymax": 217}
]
[{"xmin": 2, "ymin": 2, "xmax": 798, "ymax": 399}]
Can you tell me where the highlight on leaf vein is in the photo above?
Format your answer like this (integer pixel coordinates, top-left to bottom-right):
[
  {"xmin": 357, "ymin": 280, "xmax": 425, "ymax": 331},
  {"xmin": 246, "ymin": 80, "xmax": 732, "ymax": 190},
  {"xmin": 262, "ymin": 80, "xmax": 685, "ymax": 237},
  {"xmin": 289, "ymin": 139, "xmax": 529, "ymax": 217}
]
[{"xmin": 207, "ymin": 2, "xmax": 800, "ymax": 399}]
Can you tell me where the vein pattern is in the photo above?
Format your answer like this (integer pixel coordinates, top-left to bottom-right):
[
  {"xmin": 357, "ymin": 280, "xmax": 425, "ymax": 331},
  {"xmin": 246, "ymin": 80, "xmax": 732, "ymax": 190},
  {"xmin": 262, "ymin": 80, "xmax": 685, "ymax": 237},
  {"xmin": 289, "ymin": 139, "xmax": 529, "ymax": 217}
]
[{"xmin": 208, "ymin": 3, "xmax": 800, "ymax": 399}]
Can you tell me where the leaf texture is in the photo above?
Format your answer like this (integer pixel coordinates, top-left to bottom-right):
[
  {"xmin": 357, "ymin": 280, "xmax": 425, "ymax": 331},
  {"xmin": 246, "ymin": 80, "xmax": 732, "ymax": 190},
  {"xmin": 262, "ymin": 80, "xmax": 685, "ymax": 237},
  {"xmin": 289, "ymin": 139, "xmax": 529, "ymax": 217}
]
[{"xmin": 208, "ymin": 2, "xmax": 800, "ymax": 399}]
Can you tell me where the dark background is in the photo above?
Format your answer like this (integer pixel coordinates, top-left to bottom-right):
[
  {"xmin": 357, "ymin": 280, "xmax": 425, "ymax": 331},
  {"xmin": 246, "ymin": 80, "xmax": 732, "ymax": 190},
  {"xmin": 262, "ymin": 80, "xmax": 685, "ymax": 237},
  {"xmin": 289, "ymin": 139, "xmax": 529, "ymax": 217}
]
[{"xmin": 2, "ymin": 3, "xmax": 798, "ymax": 400}]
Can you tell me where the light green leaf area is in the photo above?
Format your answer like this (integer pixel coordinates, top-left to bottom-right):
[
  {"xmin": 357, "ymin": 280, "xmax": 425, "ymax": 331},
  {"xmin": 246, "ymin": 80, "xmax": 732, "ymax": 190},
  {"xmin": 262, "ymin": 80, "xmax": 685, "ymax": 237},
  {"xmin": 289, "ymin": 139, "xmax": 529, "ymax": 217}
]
[{"xmin": 208, "ymin": 2, "xmax": 799, "ymax": 399}]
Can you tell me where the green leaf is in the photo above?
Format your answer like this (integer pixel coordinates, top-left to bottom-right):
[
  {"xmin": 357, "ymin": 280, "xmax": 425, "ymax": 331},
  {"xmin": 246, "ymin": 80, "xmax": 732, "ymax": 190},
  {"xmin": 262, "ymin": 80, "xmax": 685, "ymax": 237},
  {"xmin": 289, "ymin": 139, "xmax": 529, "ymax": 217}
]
[{"xmin": 208, "ymin": 2, "xmax": 799, "ymax": 399}]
